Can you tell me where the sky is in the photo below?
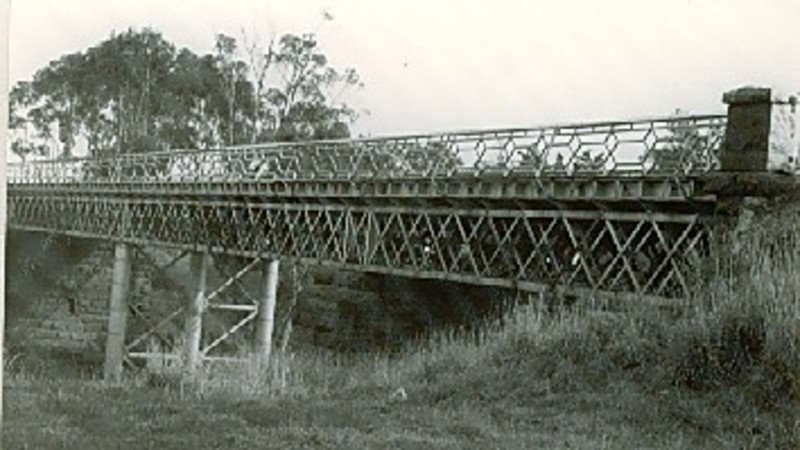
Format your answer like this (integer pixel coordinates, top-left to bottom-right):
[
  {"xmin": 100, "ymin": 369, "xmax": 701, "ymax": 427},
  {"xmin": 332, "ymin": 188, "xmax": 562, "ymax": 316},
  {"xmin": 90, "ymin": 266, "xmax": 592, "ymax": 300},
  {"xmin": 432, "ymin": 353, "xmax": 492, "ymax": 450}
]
[{"xmin": 8, "ymin": 0, "xmax": 800, "ymax": 137}]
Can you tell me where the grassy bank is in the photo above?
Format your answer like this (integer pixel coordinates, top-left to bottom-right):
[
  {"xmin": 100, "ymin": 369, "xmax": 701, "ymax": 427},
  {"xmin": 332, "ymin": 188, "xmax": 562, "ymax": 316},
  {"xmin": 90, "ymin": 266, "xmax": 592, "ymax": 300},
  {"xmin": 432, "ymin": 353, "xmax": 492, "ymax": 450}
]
[{"xmin": 4, "ymin": 212, "xmax": 798, "ymax": 449}]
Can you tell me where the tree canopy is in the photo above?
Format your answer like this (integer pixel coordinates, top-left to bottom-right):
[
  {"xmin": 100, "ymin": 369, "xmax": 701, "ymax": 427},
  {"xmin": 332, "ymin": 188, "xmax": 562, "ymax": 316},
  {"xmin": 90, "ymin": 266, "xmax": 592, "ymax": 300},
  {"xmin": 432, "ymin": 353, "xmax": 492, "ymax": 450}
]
[
  {"xmin": 9, "ymin": 28, "xmax": 362, "ymax": 161},
  {"xmin": 642, "ymin": 109, "xmax": 721, "ymax": 173}
]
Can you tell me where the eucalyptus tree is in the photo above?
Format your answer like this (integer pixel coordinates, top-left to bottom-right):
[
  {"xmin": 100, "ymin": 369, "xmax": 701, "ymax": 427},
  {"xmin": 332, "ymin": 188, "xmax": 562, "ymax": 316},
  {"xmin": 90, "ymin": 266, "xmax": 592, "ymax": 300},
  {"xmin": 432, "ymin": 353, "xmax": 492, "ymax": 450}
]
[
  {"xmin": 10, "ymin": 29, "xmax": 197, "ymax": 159},
  {"xmin": 238, "ymin": 32, "xmax": 363, "ymax": 143},
  {"xmin": 9, "ymin": 27, "xmax": 363, "ymax": 163}
]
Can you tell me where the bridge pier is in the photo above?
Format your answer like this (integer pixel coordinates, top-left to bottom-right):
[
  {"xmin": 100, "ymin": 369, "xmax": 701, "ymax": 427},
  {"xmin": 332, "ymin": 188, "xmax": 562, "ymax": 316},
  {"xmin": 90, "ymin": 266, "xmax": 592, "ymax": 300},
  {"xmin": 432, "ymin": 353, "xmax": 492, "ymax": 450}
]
[
  {"xmin": 182, "ymin": 251, "xmax": 209, "ymax": 378},
  {"xmin": 103, "ymin": 242, "xmax": 131, "ymax": 382},
  {"xmin": 255, "ymin": 258, "xmax": 280, "ymax": 366}
]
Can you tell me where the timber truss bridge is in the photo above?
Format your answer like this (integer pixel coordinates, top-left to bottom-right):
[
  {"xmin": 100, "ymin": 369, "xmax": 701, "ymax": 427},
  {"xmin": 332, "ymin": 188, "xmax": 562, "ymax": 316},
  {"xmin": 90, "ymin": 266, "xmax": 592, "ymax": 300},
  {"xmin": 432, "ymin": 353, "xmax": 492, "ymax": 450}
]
[{"xmin": 7, "ymin": 86, "xmax": 798, "ymax": 380}]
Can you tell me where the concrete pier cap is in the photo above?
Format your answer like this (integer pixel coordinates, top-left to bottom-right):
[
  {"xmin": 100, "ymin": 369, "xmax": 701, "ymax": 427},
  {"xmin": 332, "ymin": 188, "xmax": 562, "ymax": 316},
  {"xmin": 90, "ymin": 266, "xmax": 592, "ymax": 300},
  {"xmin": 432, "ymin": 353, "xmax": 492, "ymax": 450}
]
[{"xmin": 721, "ymin": 86, "xmax": 799, "ymax": 173}]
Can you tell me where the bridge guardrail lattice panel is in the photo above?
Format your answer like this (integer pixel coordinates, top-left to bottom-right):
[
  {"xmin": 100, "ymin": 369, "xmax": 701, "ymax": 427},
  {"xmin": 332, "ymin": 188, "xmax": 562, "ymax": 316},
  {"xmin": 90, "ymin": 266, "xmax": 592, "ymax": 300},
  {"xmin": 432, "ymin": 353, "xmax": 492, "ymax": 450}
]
[{"xmin": 8, "ymin": 114, "xmax": 726, "ymax": 185}]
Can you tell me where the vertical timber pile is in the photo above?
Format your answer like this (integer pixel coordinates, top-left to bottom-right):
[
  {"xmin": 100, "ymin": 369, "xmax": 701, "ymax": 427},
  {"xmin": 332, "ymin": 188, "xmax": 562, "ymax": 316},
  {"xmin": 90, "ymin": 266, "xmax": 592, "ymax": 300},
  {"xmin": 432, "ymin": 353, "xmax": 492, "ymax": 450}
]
[
  {"xmin": 255, "ymin": 259, "xmax": 280, "ymax": 366},
  {"xmin": 183, "ymin": 252, "xmax": 209, "ymax": 378},
  {"xmin": 103, "ymin": 243, "xmax": 131, "ymax": 382}
]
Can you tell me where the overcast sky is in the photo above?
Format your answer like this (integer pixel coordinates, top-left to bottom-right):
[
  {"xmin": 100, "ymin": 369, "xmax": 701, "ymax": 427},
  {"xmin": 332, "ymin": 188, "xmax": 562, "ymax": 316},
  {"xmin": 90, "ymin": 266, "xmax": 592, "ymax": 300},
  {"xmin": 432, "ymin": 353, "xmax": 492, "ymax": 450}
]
[{"xmin": 9, "ymin": 0, "xmax": 800, "ymax": 137}]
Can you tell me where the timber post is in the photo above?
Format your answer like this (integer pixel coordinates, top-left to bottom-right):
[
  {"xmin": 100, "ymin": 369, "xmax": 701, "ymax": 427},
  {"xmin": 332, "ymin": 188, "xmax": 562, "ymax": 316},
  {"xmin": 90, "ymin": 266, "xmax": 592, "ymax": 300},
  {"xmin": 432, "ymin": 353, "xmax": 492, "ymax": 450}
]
[
  {"xmin": 183, "ymin": 251, "xmax": 209, "ymax": 378},
  {"xmin": 103, "ymin": 242, "xmax": 131, "ymax": 382},
  {"xmin": 255, "ymin": 258, "xmax": 280, "ymax": 366}
]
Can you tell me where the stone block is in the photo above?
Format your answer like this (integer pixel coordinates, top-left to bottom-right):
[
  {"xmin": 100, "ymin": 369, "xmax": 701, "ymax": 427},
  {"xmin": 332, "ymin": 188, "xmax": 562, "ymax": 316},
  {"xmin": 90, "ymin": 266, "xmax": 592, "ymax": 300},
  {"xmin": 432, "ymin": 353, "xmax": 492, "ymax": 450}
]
[
  {"xmin": 80, "ymin": 312, "xmax": 108, "ymax": 322},
  {"xmin": 83, "ymin": 322, "xmax": 107, "ymax": 334},
  {"xmin": 41, "ymin": 319, "xmax": 60, "ymax": 330},
  {"xmin": 722, "ymin": 86, "xmax": 798, "ymax": 173},
  {"xmin": 722, "ymin": 86, "xmax": 772, "ymax": 104},
  {"xmin": 69, "ymin": 332, "xmax": 89, "ymax": 341},
  {"xmin": 56, "ymin": 331, "xmax": 74, "ymax": 339},
  {"xmin": 34, "ymin": 329, "xmax": 61, "ymax": 340},
  {"xmin": 768, "ymin": 100, "xmax": 799, "ymax": 172}
]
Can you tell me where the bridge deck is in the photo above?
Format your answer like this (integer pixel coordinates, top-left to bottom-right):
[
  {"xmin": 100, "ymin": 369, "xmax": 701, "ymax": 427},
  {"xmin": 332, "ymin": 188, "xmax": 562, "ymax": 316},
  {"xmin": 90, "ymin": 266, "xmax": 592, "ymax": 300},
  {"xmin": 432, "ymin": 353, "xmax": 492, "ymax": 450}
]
[{"xmin": 10, "ymin": 174, "xmax": 710, "ymax": 203}]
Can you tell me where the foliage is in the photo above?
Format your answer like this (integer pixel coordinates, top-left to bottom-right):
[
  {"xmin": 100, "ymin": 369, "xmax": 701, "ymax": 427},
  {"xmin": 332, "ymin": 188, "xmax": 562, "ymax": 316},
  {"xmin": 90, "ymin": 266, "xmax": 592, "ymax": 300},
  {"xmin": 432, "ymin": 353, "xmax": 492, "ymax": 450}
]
[
  {"xmin": 9, "ymin": 28, "xmax": 362, "ymax": 161},
  {"xmin": 9, "ymin": 82, "xmax": 50, "ymax": 162},
  {"xmin": 518, "ymin": 142, "xmax": 605, "ymax": 174},
  {"xmin": 644, "ymin": 109, "xmax": 718, "ymax": 173},
  {"xmin": 402, "ymin": 141, "xmax": 462, "ymax": 174},
  {"xmin": 266, "ymin": 33, "xmax": 360, "ymax": 142}
]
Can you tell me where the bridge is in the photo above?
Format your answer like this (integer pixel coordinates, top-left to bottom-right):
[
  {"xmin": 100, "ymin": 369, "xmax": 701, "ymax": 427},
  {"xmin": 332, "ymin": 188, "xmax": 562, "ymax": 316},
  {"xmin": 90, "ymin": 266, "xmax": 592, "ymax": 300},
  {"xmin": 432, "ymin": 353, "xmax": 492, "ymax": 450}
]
[{"xmin": 7, "ymin": 86, "xmax": 798, "ymax": 381}]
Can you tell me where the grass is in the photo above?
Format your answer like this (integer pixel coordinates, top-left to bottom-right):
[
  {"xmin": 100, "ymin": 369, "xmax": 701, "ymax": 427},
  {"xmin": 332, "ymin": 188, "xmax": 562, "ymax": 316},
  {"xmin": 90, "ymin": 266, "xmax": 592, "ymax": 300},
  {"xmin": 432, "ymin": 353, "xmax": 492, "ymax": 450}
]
[{"xmin": 4, "ymin": 210, "xmax": 799, "ymax": 449}]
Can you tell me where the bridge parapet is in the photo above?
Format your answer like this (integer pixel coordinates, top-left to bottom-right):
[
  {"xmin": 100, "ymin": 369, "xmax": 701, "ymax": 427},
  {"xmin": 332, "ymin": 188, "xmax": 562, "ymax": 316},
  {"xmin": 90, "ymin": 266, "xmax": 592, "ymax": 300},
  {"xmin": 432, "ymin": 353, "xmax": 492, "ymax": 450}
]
[{"xmin": 7, "ymin": 114, "xmax": 726, "ymax": 186}]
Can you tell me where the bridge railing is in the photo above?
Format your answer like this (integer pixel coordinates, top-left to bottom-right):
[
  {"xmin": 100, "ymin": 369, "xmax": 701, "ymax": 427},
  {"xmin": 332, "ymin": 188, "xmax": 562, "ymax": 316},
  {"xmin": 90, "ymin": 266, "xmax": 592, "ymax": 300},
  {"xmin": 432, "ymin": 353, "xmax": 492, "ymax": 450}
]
[{"xmin": 7, "ymin": 114, "xmax": 726, "ymax": 185}]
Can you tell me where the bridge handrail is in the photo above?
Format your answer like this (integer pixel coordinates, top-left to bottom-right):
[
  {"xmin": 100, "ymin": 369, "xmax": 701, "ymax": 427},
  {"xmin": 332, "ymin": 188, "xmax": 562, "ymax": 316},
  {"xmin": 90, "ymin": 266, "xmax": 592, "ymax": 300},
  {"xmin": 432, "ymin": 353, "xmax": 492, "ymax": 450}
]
[{"xmin": 7, "ymin": 113, "xmax": 727, "ymax": 185}]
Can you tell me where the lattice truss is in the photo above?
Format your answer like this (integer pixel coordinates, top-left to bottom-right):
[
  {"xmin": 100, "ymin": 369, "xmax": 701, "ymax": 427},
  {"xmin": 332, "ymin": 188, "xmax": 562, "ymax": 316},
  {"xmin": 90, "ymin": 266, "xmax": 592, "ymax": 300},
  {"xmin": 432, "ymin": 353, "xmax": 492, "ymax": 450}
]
[
  {"xmin": 10, "ymin": 194, "xmax": 709, "ymax": 300},
  {"xmin": 7, "ymin": 115, "xmax": 725, "ymax": 184}
]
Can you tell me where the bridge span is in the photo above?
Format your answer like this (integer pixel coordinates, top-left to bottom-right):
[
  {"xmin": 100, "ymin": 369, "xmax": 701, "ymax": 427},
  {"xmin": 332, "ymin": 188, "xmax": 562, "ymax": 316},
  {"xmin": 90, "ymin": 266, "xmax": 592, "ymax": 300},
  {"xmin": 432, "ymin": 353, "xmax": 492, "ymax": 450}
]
[{"xmin": 7, "ymin": 86, "xmax": 798, "ymax": 381}]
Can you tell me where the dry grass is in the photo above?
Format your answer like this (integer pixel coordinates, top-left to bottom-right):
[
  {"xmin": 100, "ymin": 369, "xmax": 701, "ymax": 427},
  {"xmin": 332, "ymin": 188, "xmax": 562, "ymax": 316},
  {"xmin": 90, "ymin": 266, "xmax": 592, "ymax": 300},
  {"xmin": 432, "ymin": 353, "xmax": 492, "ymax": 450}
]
[{"xmin": 4, "ymin": 210, "xmax": 799, "ymax": 449}]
